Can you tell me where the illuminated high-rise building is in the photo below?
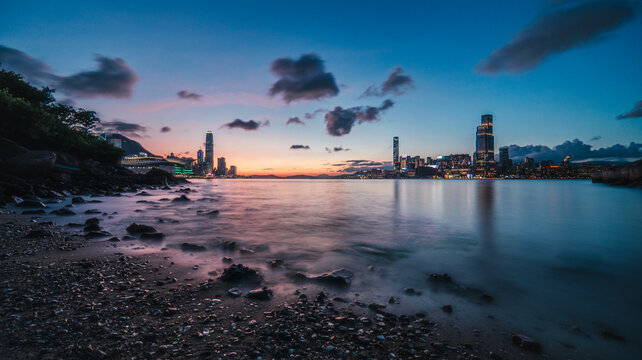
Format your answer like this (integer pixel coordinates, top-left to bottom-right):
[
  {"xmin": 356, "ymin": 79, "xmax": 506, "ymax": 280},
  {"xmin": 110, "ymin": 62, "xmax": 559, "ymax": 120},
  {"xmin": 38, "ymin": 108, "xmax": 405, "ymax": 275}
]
[
  {"xmin": 197, "ymin": 149, "xmax": 204, "ymax": 164},
  {"xmin": 393, "ymin": 136, "xmax": 399, "ymax": 170},
  {"xmin": 205, "ymin": 131, "xmax": 214, "ymax": 174},
  {"xmin": 474, "ymin": 114, "xmax": 496, "ymax": 176},
  {"xmin": 229, "ymin": 165, "xmax": 237, "ymax": 177}
]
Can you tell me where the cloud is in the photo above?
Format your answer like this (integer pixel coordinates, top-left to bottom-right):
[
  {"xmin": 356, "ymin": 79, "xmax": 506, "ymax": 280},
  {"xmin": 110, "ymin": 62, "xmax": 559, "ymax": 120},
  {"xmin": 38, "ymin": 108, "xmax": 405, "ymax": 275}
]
[
  {"xmin": 506, "ymin": 138, "xmax": 642, "ymax": 162},
  {"xmin": 305, "ymin": 109, "xmax": 326, "ymax": 119},
  {"xmin": 361, "ymin": 66, "xmax": 414, "ymax": 97},
  {"xmin": 177, "ymin": 90, "xmax": 203, "ymax": 100},
  {"xmin": 286, "ymin": 116, "xmax": 305, "ymax": 125},
  {"xmin": 325, "ymin": 99, "xmax": 395, "ymax": 136},
  {"xmin": 290, "ymin": 145, "xmax": 310, "ymax": 150},
  {"xmin": 475, "ymin": 1, "xmax": 635, "ymax": 74},
  {"xmin": 617, "ymin": 100, "xmax": 642, "ymax": 119},
  {"xmin": 590, "ymin": 135, "xmax": 602, "ymax": 141},
  {"xmin": 222, "ymin": 118, "xmax": 268, "ymax": 131},
  {"xmin": 0, "ymin": 45, "xmax": 138, "ymax": 98},
  {"xmin": 330, "ymin": 159, "xmax": 393, "ymax": 173},
  {"xmin": 268, "ymin": 53, "xmax": 339, "ymax": 103},
  {"xmin": 325, "ymin": 146, "xmax": 350, "ymax": 153},
  {"xmin": 96, "ymin": 120, "xmax": 147, "ymax": 138},
  {"xmin": 160, "ymin": 126, "xmax": 171, "ymax": 133},
  {"xmin": 262, "ymin": 168, "xmax": 274, "ymax": 170}
]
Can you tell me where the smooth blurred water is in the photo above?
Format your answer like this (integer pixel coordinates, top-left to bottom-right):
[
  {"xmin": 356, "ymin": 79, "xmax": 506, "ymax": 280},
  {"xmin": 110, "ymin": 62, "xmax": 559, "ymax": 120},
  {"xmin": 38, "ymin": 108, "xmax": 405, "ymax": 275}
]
[{"xmin": 38, "ymin": 179, "xmax": 642, "ymax": 359}]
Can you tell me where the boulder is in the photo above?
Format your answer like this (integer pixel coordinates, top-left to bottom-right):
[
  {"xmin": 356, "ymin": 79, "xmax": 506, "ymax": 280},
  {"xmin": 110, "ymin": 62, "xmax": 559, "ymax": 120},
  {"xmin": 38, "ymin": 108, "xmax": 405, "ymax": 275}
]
[
  {"xmin": 219, "ymin": 264, "xmax": 260, "ymax": 283},
  {"xmin": 2, "ymin": 151, "xmax": 57, "ymax": 177},
  {"xmin": 181, "ymin": 243, "xmax": 207, "ymax": 252},
  {"xmin": 17, "ymin": 200, "xmax": 47, "ymax": 208},
  {"xmin": 141, "ymin": 232, "xmax": 165, "ymax": 240},
  {"xmin": 172, "ymin": 194, "xmax": 191, "ymax": 202},
  {"xmin": 126, "ymin": 223, "xmax": 157, "ymax": 234},
  {"xmin": 512, "ymin": 334, "xmax": 542, "ymax": 353},
  {"xmin": 294, "ymin": 268, "xmax": 353, "ymax": 287},
  {"xmin": 51, "ymin": 208, "xmax": 75, "ymax": 216},
  {"xmin": 247, "ymin": 287, "xmax": 273, "ymax": 300}
]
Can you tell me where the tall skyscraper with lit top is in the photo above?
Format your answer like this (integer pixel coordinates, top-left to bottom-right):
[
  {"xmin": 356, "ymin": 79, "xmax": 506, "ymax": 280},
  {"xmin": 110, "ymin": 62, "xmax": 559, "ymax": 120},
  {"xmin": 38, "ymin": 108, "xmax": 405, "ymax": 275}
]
[
  {"xmin": 205, "ymin": 131, "xmax": 214, "ymax": 174},
  {"xmin": 393, "ymin": 136, "xmax": 399, "ymax": 170},
  {"xmin": 474, "ymin": 114, "xmax": 496, "ymax": 176}
]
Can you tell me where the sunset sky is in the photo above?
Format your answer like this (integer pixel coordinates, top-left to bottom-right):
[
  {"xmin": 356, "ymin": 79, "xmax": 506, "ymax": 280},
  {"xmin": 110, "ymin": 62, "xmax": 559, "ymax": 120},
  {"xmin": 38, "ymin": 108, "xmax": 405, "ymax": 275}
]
[{"xmin": 2, "ymin": 0, "xmax": 641, "ymax": 175}]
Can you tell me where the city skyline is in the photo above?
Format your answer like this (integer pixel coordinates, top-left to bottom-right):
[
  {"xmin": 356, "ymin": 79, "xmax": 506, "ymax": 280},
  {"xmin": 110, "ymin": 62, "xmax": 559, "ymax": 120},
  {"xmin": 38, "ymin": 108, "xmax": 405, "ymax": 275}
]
[{"xmin": 1, "ymin": 0, "xmax": 641, "ymax": 175}]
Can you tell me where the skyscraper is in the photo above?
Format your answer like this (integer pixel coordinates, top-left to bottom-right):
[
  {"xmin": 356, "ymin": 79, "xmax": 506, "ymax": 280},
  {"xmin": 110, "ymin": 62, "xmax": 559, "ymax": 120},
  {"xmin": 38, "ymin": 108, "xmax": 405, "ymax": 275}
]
[
  {"xmin": 393, "ymin": 136, "xmax": 399, "ymax": 171},
  {"xmin": 474, "ymin": 114, "xmax": 496, "ymax": 176},
  {"xmin": 229, "ymin": 165, "xmax": 237, "ymax": 177},
  {"xmin": 217, "ymin": 157, "xmax": 227, "ymax": 176},
  {"xmin": 205, "ymin": 131, "xmax": 214, "ymax": 174},
  {"xmin": 499, "ymin": 146, "xmax": 511, "ymax": 171},
  {"xmin": 197, "ymin": 149, "xmax": 204, "ymax": 164}
]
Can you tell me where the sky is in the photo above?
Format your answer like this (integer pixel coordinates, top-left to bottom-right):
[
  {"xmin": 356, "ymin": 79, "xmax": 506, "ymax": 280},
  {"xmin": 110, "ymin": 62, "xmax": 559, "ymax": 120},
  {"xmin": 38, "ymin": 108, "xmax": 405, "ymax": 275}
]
[{"xmin": 1, "ymin": 0, "xmax": 641, "ymax": 175}]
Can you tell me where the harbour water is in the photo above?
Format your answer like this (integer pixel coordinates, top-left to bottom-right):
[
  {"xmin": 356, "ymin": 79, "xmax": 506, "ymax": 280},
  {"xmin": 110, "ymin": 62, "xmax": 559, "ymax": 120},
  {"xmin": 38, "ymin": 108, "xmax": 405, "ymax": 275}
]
[{"xmin": 39, "ymin": 179, "xmax": 642, "ymax": 359}]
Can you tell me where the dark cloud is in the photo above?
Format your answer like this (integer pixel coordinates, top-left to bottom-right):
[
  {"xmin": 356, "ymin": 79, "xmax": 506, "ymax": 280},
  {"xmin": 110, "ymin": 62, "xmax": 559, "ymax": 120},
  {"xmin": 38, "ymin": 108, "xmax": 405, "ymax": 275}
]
[
  {"xmin": 475, "ymin": 1, "xmax": 635, "ymax": 74},
  {"xmin": 0, "ymin": 45, "xmax": 54, "ymax": 84},
  {"xmin": 506, "ymin": 139, "xmax": 642, "ymax": 162},
  {"xmin": 325, "ymin": 146, "xmax": 350, "ymax": 153},
  {"xmin": 0, "ymin": 45, "xmax": 138, "ymax": 98},
  {"xmin": 290, "ymin": 145, "xmax": 310, "ymax": 150},
  {"xmin": 590, "ymin": 135, "xmax": 602, "ymax": 141},
  {"xmin": 97, "ymin": 120, "xmax": 147, "ymax": 138},
  {"xmin": 617, "ymin": 100, "xmax": 642, "ymax": 119},
  {"xmin": 223, "ymin": 119, "xmax": 268, "ymax": 131},
  {"xmin": 305, "ymin": 109, "xmax": 326, "ymax": 119},
  {"xmin": 331, "ymin": 159, "xmax": 393, "ymax": 173},
  {"xmin": 160, "ymin": 126, "xmax": 171, "ymax": 133},
  {"xmin": 268, "ymin": 53, "xmax": 339, "ymax": 103},
  {"xmin": 177, "ymin": 90, "xmax": 203, "ymax": 100},
  {"xmin": 286, "ymin": 116, "xmax": 305, "ymax": 125},
  {"xmin": 361, "ymin": 66, "xmax": 414, "ymax": 97},
  {"xmin": 57, "ymin": 55, "xmax": 138, "ymax": 98},
  {"xmin": 325, "ymin": 99, "xmax": 395, "ymax": 136}
]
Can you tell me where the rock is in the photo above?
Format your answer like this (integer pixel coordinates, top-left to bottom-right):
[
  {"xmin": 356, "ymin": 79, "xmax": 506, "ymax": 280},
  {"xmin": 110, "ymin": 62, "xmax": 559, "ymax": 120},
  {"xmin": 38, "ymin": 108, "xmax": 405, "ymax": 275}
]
[
  {"xmin": 227, "ymin": 288, "xmax": 242, "ymax": 297},
  {"xmin": 429, "ymin": 273, "xmax": 453, "ymax": 283},
  {"xmin": 442, "ymin": 305, "xmax": 453, "ymax": 313},
  {"xmin": 17, "ymin": 200, "xmax": 47, "ymax": 208},
  {"xmin": 222, "ymin": 241, "xmax": 236, "ymax": 250},
  {"xmin": 601, "ymin": 330, "xmax": 626, "ymax": 342},
  {"xmin": 403, "ymin": 288, "xmax": 422, "ymax": 295},
  {"xmin": 71, "ymin": 197, "xmax": 85, "ymax": 204},
  {"xmin": 222, "ymin": 257, "xmax": 233, "ymax": 263},
  {"xmin": 25, "ymin": 229, "xmax": 53, "ymax": 237},
  {"xmin": 126, "ymin": 223, "xmax": 157, "ymax": 234},
  {"xmin": 107, "ymin": 237, "xmax": 120, "ymax": 242},
  {"xmin": 85, "ymin": 217, "xmax": 100, "ymax": 225},
  {"xmin": 181, "ymin": 243, "xmax": 207, "ymax": 252},
  {"xmin": 85, "ymin": 231, "xmax": 112, "ymax": 238},
  {"xmin": 294, "ymin": 268, "xmax": 353, "ymax": 287},
  {"xmin": 22, "ymin": 210, "xmax": 46, "ymax": 215},
  {"xmin": 136, "ymin": 191, "xmax": 152, "ymax": 196},
  {"xmin": 51, "ymin": 208, "xmax": 75, "ymax": 216},
  {"xmin": 84, "ymin": 209, "xmax": 101, "ymax": 214},
  {"xmin": 171, "ymin": 195, "xmax": 191, "ymax": 202},
  {"xmin": 197, "ymin": 209, "xmax": 219, "ymax": 216},
  {"xmin": 268, "ymin": 259, "xmax": 284, "ymax": 268},
  {"xmin": 84, "ymin": 223, "xmax": 101, "ymax": 232},
  {"xmin": 141, "ymin": 232, "xmax": 165, "ymax": 240},
  {"xmin": 219, "ymin": 264, "xmax": 260, "ymax": 283},
  {"xmin": 388, "ymin": 297, "xmax": 400, "ymax": 304},
  {"xmin": 247, "ymin": 287, "xmax": 273, "ymax": 300},
  {"xmin": 2, "ymin": 150, "xmax": 56, "ymax": 177},
  {"xmin": 512, "ymin": 334, "xmax": 542, "ymax": 353}
]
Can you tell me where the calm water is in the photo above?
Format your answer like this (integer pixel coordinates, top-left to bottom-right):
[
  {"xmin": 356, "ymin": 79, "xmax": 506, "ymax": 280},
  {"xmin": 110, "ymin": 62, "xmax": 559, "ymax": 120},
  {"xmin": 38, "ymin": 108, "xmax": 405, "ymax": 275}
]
[{"xmin": 38, "ymin": 179, "xmax": 642, "ymax": 359}]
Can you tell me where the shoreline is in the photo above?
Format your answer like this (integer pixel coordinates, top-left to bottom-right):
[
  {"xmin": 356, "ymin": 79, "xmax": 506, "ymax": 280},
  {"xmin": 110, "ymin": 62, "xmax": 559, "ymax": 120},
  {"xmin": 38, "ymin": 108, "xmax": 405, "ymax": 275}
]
[{"xmin": 0, "ymin": 209, "xmax": 544, "ymax": 360}]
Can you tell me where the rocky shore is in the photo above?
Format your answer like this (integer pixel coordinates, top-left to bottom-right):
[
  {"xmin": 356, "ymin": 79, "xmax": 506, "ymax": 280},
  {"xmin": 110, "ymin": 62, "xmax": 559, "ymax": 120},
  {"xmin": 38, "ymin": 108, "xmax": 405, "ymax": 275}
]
[
  {"xmin": 591, "ymin": 160, "xmax": 642, "ymax": 188},
  {"xmin": 0, "ymin": 211, "xmax": 546, "ymax": 360}
]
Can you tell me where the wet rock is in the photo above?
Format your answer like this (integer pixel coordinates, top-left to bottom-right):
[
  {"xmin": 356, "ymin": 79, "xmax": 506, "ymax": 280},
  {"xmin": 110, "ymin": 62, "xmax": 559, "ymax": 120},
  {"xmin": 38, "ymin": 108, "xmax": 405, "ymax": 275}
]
[
  {"xmin": 268, "ymin": 259, "xmax": 284, "ymax": 268},
  {"xmin": 84, "ymin": 209, "xmax": 101, "ymax": 214},
  {"xmin": 429, "ymin": 273, "xmax": 453, "ymax": 283},
  {"xmin": 601, "ymin": 330, "xmax": 626, "ymax": 342},
  {"xmin": 403, "ymin": 287, "xmax": 422, "ymax": 296},
  {"xmin": 71, "ymin": 197, "xmax": 85, "ymax": 204},
  {"xmin": 107, "ymin": 237, "xmax": 120, "ymax": 242},
  {"xmin": 51, "ymin": 208, "xmax": 75, "ymax": 216},
  {"xmin": 247, "ymin": 287, "xmax": 273, "ymax": 300},
  {"xmin": 368, "ymin": 302, "xmax": 386, "ymax": 310},
  {"xmin": 85, "ymin": 217, "xmax": 100, "ymax": 226},
  {"xmin": 219, "ymin": 264, "xmax": 260, "ymax": 283},
  {"xmin": 84, "ymin": 223, "xmax": 101, "ymax": 232},
  {"xmin": 239, "ymin": 247, "xmax": 255, "ymax": 254},
  {"xmin": 181, "ymin": 243, "xmax": 207, "ymax": 252},
  {"xmin": 442, "ymin": 305, "xmax": 453, "ymax": 313},
  {"xmin": 17, "ymin": 200, "xmax": 47, "ymax": 208},
  {"xmin": 85, "ymin": 231, "xmax": 112, "ymax": 239},
  {"xmin": 126, "ymin": 223, "xmax": 157, "ymax": 234},
  {"xmin": 388, "ymin": 297, "xmax": 400, "ymax": 304},
  {"xmin": 197, "ymin": 209, "xmax": 219, "ymax": 216},
  {"xmin": 294, "ymin": 268, "xmax": 353, "ymax": 287},
  {"xmin": 512, "ymin": 334, "xmax": 542, "ymax": 353},
  {"xmin": 141, "ymin": 232, "xmax": 165, "ymax": 240},
  {"xmin": 25, "ymin": 229, "xmax": 53, "ymax": 237},
  {"xmin": 222, "ymin": 241, "xmax": 236, "ymax": 250},
  {"xmin": 22, "ymin": 209, "xmax": 46, "ymax": 215},
  {"xmin": 136, "ymin": 191, "xmax": 152, "ymax": 196},
  {"xmin": 171, "ymin": 195, "xmax": 191, "ymax": 202},
  {"xmin": 222, "ymin": 257, "xmax": 233, "ymax": 263},
  {"xmin": 227, "ymin": 287, "xmax": 242, "ymax": 297}
]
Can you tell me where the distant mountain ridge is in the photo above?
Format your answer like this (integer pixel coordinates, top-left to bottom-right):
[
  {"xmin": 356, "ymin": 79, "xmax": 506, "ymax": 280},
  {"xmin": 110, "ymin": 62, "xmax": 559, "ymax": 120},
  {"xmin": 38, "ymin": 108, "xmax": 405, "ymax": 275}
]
[{"xmin": 105, "ymin": 134, "xmax": 155, "ymax": 156}]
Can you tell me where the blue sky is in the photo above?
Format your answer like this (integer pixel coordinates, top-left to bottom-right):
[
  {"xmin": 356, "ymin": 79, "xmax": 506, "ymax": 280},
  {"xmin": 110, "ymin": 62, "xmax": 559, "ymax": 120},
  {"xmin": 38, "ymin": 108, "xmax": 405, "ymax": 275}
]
[{"xmin": 1, "ymin": 0, "xmax": 641, "ymax": 174}]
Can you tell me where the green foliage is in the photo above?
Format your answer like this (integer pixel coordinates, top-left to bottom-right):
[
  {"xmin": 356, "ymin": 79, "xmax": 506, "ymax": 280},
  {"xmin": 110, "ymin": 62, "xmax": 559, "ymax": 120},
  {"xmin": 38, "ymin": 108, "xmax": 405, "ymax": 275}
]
[{"xmin": 0, "ymin": 68, "xmax": 124, "ymax": 163}]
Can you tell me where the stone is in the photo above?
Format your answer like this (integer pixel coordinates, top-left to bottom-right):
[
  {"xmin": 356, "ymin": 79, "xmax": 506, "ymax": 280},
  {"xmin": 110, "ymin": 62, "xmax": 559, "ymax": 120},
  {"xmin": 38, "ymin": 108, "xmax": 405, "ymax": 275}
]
[
  {"xmin": 22, "ymin": 210, "xmax": 46, "ymax": 215},
  {"xmin": 219, "ymin": 264, "xmax": 260, "ymax": 283},
  {"xmin": 141, "ymin": 232, "xmax": 165, "ymax": 240},
  {"xmin": 403, "ymin": 288, "xmax": 422, "ymax": 295},
  {"xmin": 512, "ymin": 334, "xmax": 542, "ymax": 353},
  {"xmin": 51, "ymin": 208, "xmax": 75, "ymax": 216},
  {"xmin": 85, "ymin": 218, "xmax": 100, "ymax": 225},
  {"xmin": 247, "ymin": 287, "xmax": 273, "ymax": 300},
  {"xmin": 181, "ymin": 243, "xmax": 207, "ymax": 252},
  {"xmin": 294, "ymin": 268, "xmax": 353, "ymax": 287},
  {"xmin": 126, "ymin": 223, "xmax": 157, "ymax": 234},
  {"xmin": 25, "ymin": 229, "xmax": 53, "ymax": 237},
  {"xmin": 17, "ymin": 200, "xmax": 47, "ymax": 208},
  {"xmin": 227, "ymin": 288, "xmax": 242, "ymax": 297},
  {"xmin": 442, "ymin": 305, "xmax": 453, "ymax": 313},
  {"xmin": 429, "ymin": 273, "xmax": 453, "ymax": 283},
  {"xmin": 71, "ymin": 197, "xmax": 85, "ymax": 204},
  {"xmin": 171, "ymin": 195, "xmax": 191, "ymax": 202},
  {"xmin": 197, "ymin": 209, "xmax": 219, "ymax": 216},
  {"xmin": 85, "ymin": 231, "xmax": 112, "ymax": 238}
]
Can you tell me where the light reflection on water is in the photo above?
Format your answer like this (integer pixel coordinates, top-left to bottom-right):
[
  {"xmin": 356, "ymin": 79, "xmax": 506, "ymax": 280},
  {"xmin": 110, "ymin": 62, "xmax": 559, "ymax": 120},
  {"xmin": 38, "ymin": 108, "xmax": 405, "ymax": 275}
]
[{"xmin": 39, "ymin": 179, "xmax": 642, "ymax": 359}]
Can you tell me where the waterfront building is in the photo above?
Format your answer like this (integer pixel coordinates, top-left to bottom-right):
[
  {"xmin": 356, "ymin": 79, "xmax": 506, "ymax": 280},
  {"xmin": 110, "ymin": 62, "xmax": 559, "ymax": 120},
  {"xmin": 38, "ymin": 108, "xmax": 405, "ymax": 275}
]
[
  {"xmin": 197, "ymin": 149, "xmax": 204, "ymax": 164},
  {"xmin": 217, "ymin": 157, "xmax": 227, "ymax": 176},
  {"xmin": 205, "ymin": 131, "xmax": 214, "ymax": 174},
  {"xmin": 393, "ymin": 136, "xmax": 400, "ymax": 171},
  {"xmin": 229, "ymin": 165, "xmax": 237, "ymax": 177},
  {"xmin": 474, "ymin": 114, "xmax": 496, "ymax": 176}
]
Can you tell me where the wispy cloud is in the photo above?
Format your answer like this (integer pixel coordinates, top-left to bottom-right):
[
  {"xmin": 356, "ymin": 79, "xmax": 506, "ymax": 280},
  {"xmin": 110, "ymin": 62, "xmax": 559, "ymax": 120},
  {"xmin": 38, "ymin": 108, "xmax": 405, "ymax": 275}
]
[
  {"xmin": 361, "ymin": 66, "xmax": 414, "ymax": 97},
  {"xmin": 290, "ymin": 145, "xmax": 310, "ymax": 150},
  {"xmin": 177, "ymin": 90, "xmax": 203, "ymax": 100},
  {"xmin": 286, "ymin": 116, "xmax": 305, "ymax": 125},
  {"xmin": 325, "ymin": 146, "xmax": 350, "ymax": 153},
  {"xmin": 131, "ymin": 92, "xmax": 280, "ymax": 113},
  {"xmin": 96, "ymin": 120, "xmax": 147, "ymax": 138},
  {"xmin": 222, "ymin": 118, "xmax": 269, "ymax": 131}
]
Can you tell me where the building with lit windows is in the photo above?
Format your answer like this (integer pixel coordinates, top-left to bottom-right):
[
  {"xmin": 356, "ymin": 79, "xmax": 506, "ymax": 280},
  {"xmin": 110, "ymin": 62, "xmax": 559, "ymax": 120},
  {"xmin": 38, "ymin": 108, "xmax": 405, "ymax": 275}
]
[
  {"xmin": 205, "ymin": 131, "xmax": 214, "ymax": 174},
  {"xmin": 474, "ymin": 114, "xmax": 496, "ymax": 177},
  {"xmin": 393, "ymin": 136, "xmax": 400, "ymax": 170},
  {"xmin": 217, "ymin": 157, "xmax": 227, "ymax": 176}
]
